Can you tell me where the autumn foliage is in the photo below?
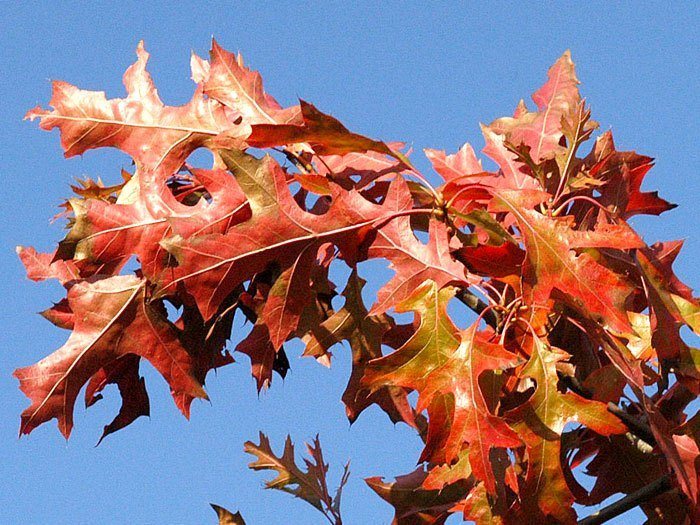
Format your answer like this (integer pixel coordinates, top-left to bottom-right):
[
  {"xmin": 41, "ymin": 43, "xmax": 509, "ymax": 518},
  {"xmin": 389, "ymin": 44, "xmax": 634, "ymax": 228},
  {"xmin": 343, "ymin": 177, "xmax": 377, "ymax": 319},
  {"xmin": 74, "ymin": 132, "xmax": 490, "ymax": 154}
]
[{"xmin": 16, "ymin": 40, "xmax": 700, "ymax": 524}]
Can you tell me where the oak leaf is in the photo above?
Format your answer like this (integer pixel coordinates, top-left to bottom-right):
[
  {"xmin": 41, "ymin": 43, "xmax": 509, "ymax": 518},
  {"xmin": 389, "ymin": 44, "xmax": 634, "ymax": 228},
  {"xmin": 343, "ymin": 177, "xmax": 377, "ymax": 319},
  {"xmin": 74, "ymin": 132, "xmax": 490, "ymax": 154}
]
[
  {"xmin": 364, "ymin": 281, "xmax": 522, "ymax": 492},
  {"xmin": 14, "ymin": 275, "xmax": 206, "ymax": 438},
  {"xmin": 25, "ymin": 41, "xmax": 236, "ymax": 174}
]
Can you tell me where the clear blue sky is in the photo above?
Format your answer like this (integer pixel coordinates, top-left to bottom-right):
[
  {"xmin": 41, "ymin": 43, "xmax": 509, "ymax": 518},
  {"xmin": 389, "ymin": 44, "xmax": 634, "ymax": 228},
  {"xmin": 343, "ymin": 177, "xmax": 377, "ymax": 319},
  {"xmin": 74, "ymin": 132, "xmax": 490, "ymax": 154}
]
[{"xmin": 1, "ymin": 2, "xmax": 698, "ymax": 524}]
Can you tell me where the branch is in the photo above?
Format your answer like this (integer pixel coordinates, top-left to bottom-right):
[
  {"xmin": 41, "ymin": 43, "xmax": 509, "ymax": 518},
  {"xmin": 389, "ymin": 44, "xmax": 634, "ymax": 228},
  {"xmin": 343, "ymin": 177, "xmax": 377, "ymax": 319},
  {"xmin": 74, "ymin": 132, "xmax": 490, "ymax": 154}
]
[
  {"xmin": 556, "ymin": 370, "xmax": 657, "ymax": 450},
  {"xmin": 456, "ymin": 289, "xmax": 499, "ymax": 329},
  {"xmin": 606, "ymin": 402, "xmax": 657, "ymax": 447},
  {"xmin": 577, "ymin": 475, "xmax": 674, "ymax": 525}
]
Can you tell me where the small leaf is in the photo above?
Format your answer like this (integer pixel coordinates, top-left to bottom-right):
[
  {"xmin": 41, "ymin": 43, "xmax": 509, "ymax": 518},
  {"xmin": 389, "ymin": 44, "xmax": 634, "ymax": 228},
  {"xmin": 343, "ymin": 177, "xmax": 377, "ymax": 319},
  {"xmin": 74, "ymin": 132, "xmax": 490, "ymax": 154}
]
[
  {"xmin": 210, "ymin": 504, "xmax": 246, "ymax": 525},
  {"xmin": 245, "ymin": 433, "xmax": 346, "ymax": 523}
]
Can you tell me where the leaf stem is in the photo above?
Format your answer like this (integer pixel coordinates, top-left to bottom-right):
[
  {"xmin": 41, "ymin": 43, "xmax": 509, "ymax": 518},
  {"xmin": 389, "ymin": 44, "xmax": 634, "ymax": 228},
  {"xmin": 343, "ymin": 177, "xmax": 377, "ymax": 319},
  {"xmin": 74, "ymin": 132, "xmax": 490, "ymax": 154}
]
[{"xmin": 577, "ymin": 475, "xmax": 674, "ymax": 525}]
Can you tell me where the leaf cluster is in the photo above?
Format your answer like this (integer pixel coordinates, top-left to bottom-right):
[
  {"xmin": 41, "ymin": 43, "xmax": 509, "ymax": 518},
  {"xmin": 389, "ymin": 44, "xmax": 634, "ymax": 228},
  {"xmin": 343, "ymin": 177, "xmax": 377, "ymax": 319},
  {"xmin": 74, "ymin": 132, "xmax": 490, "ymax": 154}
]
[{"xmin": 17, "ymin": 41, "xmax": 700, "ymax": 523}]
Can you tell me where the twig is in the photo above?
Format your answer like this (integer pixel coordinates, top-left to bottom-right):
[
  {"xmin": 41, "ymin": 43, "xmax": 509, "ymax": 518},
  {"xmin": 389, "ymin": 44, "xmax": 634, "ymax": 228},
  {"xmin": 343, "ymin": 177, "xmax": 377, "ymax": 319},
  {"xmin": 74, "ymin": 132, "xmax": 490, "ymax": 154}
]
[
  {"xmin": 557, "ymin": 374, "xmax": 657, "ymax": 450},
  {"xmin": 558, "ymin": 373, "xmax": 594, "ymax": 399},
  {"xmin": 577, "ymin": 475, "xmax": 674, "ymax": 525},
  {"xmin": 606, "ymin": 402, "xmax": 657, "ymax": 447},
  {"xmin": 456, "ymin": 289, "xmax": 499, "ymax": 329}
]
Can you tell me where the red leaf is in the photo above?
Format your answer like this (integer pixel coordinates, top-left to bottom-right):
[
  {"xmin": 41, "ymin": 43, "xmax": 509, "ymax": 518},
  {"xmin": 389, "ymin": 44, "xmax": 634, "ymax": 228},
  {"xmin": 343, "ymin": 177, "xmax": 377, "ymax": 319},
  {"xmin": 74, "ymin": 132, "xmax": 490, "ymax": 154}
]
[
  {"xmin": 489, "ymin": 51, "xmax": 581, "ymax": 162},
  {"xmin": 25, "ymin": 42, "xmax": 237, "ymax": 174},
  {"xmin": 56, "ymin": 167, "xmax": 249, "ymax": 279},
  {"xmin": 248, "ymin": 100, "xmax": 402, "ymax": 160},
  {"xmin": 14, "ymin": 275, "xmax": 206, "ymax": 438},
  {"xmin": 364, "ymin": 281, "xmax": 522, "ymax": 492},
  {"xmin": 17, "ymin": 246, "xmax": 79, "ymax": 285},
  {"xmin": 205, "ymin": 39, "xmax": 301, "ymax": 127},
  {"xmin": 492, "ymin": 189, "xmax": 642, "ymax": 334},
  {"xmin": 84, "ymin": 354, "xmax": 150, "ymax": 444},
  {"xmin": 369, "ymin": 214, "xmax": 471, "ymax": 315},
  {"xmin": 159, "ymin": 150, "xmax": 423, "ymax": 320},
  {"xmin": 425, "ymin": 143, "xmax": 482, "ymax": 182},
  {"xmin": 588, "ymin": 131, "xmax": 676, "ymax": 218}
]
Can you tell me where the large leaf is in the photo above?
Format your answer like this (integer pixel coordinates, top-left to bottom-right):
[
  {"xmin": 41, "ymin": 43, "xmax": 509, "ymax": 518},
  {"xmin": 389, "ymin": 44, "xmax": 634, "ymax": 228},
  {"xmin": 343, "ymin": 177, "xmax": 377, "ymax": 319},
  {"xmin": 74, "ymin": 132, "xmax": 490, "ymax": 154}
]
[
  {"xmin": 491, "ymin": 188, "xmax": 643, "ymax": 334},
  {"xmin": 509, "ymin": 335, "xmax": 626, "ymax": 523},
  {"xmin": 25, "ymin": 41, "xmax": 236, "ymax": 174},
  {"xmin": 159, "ymin": 150, "xmax": 423, "ymax": 322},
  {"xmin": 56, "ymin": 167, "xmax": 249, "ymax": 279},
  {"xmin": 14, "ymin": 275, "xmax": 206, "ymax": 438},
  {"xmin": 364, "ymin": 281, "xmax": 522, "ymax": 492}
]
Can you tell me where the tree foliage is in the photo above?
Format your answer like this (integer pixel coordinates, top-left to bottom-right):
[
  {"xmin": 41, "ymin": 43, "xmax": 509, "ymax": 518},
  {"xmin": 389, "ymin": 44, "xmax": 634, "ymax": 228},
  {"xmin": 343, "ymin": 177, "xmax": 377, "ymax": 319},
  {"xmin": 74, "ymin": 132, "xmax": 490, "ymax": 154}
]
[{"xmin": 16, "ymin": 40, "xmax": 700, "ymax": 523}]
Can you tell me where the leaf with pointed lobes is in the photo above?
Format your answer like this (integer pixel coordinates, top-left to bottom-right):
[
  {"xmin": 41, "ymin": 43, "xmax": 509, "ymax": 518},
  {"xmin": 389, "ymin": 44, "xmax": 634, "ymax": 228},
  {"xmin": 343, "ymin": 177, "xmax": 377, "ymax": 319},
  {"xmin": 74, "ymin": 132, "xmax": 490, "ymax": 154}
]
[
  {"xmin": 16, "ymin": 246, "xmax": 79, "ymax": 285},
  {"xmin": 490, "ymin": 188, "xmax": 642, "ymax": 334},
  {"xmin": 587, "ymin": 131, "xmax": 676, "ymax": 218},
  {"xmin": 425, "ymin": 143, "xmax": 483, "ymax": 182},
  {"xmin": 364, "ymin": 281, "xmax": 522, "ymax": 493},
  {"xmin": 636, "ymin": 245, "xmax": 700, "ymax": 386},
  {"xmin": 436, "ymin": 136, "xmax": 540, "ymax": 224},
  {"xmin": 302, "ymin": 269, "xmax": 418, "ymax": 428},
  {"xmin": 247, "ymin": 99, "xmax": 404, "ymax": 162},
  {"xmin": 236, "ymin": 323, "xmax": 289, "ymax": 391},
  {"xmin": 70, "ymin": 169, "xmax": 132, "ymax": 201},
  {"xmin": 40, "ymin": 298, "xmax": 74, "ymax": 330},
  {"xmin": 13, "ymin": 275, "xmax": 207, "ymax": 438},
  {"xmin": 367, "ymin": 205, "xmax": 471, "ymax": 315},
  {"xmin": 244, "ymin": 433, "xmax": 346, "ymax": 521},
  {"xmin": 174, "ymin": 296, "xmax": 236, "ymax": 387},
  {"xmin": 481, "ymin": 127, "xmax": 543, "ymax": 191},
  {"xmin": 25, "ymin": 42, "xmax": 239, "ymax": 175},
  {"xmin": 365, "ymin": 467, "xmax": 470, "ymax": 525},
  {"xmin": 57, "ymin": 166, "xmax": 250, "ymax": 280},
  {"xmin": 158, "ymin": 149, "xmax": 419, "ymax": 321},
  {"xmin": 509, "ymin": 335, "xmax": 626, "ymax": 524},
  {"xmin": 210, "ymin": 504, "xmax": 246, "ymax": 525},
  {"xmin": 205, "ymin": 39, "xmax": 301, "ymax": 127},
  {"xmin": 488, "ymin": 51, "xmax": 581, "ymax": 163},
  {"xmin": 84, "ymin": 354, "xmax": 149, "ymax": 445}
]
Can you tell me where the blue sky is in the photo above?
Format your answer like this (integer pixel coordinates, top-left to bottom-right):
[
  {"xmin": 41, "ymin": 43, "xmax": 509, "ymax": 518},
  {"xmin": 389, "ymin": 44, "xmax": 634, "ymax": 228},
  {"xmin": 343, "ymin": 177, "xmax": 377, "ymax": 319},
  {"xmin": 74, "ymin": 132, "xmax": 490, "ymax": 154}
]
[{"xmin": 1, "ymin": 2, "xmax": 698, "ymax": 524}]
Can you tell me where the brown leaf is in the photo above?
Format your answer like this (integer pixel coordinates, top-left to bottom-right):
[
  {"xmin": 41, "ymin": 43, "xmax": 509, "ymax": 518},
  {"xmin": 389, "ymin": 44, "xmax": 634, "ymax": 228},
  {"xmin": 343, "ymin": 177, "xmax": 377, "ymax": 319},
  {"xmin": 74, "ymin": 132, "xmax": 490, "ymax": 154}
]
[
  {"xmin": 248, "ymin": 100, "xmax": 402, "ymax": 161},
  {"xmin": 245, "ymin": 433, "xmax": 346, "ymax": 523},
  {"xmin": 303, "ymin": 270, "xmax": 417, "ymax": 427},
  {"xmin": 210, "ymin": 504, "xmax": 246, "ymax": 525}
]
